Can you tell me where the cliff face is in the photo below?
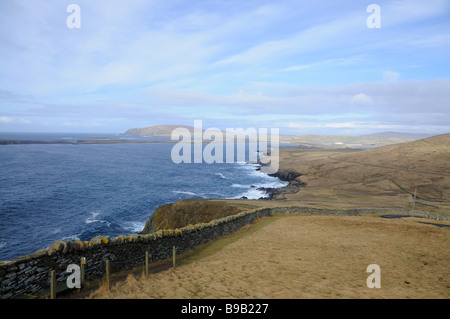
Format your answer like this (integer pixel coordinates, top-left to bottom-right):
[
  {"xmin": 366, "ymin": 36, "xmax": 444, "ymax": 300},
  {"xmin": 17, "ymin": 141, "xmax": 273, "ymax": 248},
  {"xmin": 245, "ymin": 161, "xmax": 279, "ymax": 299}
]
[
  {"xmin": 140, "ymin": 200, "xmax": 245, "ymax": 234},
  {"xmin": 124, "ymin": 125, "xmax": 195, "ymax": 136}
]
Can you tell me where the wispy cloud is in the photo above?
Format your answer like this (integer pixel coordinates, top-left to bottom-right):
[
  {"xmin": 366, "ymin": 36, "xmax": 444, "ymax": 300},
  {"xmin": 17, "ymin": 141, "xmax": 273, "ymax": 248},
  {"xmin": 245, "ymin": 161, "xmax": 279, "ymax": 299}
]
[
  {"xmin": 280, "ymin": 56, "xmax": 366, "ymax": 73},
  {"xmin": 0, "ymin": 0, "xmax": 449, "ymax": 134}
]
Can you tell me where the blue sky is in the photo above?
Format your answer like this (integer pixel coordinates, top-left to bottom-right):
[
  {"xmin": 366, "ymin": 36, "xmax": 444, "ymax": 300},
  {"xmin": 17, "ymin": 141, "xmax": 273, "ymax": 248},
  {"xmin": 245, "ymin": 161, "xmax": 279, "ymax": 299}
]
[{"xmin": 0, "ymin": 0, "xmax": 449, "ymax": 135}]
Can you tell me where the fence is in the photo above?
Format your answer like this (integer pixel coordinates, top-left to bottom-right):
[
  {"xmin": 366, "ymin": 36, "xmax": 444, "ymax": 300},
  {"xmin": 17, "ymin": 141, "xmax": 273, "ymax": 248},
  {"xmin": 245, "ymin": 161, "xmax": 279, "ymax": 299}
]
[
  {"xmin": 1, "ymin": 246, "xmax": 179, "ymax": 299},
  {"xmin": 1, "ymin": 206, "xmax": 449, "ymax": 299},
  {"xmin": 1, "ymin": 207, "xmax": 258, "ymax": 299}
]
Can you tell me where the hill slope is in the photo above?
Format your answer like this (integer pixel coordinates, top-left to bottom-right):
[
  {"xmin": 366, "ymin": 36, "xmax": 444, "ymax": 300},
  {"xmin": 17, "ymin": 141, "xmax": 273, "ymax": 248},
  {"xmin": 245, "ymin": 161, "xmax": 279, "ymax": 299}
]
[
  {"xmin": 276, "ymin": 133, "xmax": 450, "ymax": 205},
  {"xmin": 124, "ymin": 125, "xmax": 195, "ymax": 136},
  {"xmin": 360, "ymin": 131, "xmax": 432, "ymax": 139},
  {"xmin": 285, "ymin": 134, "xmax": 419, "ymax": 148}
]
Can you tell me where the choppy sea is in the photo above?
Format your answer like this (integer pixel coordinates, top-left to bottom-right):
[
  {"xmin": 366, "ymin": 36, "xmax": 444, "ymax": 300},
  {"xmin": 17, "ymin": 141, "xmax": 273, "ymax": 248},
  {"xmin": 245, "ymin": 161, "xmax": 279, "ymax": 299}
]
[{"xmin": 0, "ymin": 132, "xmax": 286, "ymax": 261}]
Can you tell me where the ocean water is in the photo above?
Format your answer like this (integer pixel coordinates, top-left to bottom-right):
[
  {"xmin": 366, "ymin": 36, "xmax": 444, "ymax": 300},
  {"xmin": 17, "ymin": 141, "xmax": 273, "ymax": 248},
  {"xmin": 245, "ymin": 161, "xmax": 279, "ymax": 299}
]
[{"xmin": 0, "ymin": 133, "xmax": 286, "ymax": 261}]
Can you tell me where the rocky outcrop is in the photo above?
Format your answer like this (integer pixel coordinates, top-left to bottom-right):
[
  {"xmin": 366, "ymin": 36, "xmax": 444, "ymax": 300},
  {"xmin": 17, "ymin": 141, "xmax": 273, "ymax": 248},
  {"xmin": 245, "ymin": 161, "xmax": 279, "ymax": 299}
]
[
  {"xmin": 268, "ymin": 169, "xmax": 301, "ymax": 182},
  {"xmin": 256, "ymin": 169, "xmax": 305, "ymax": 199},
  {"xmin": 140, "ymin": 200, "xmax": 245, "ymax": 234}
]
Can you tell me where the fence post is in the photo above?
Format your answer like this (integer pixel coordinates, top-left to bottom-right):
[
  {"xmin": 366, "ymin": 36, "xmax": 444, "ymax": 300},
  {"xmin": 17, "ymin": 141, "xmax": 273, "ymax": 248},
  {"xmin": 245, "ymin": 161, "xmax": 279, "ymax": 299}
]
[
  {"xmin": 79, "ymin": 257, "xmax": 85, "ymax": 293},
  {"xmin": 106, "ymin": 259, "xmax": 111, "ymax": 291},
  {"xmin": 145, "ymin": 251, "xmax": 149, "ymax": 278},
  {"xmin": 50, "ymin": 270, "xmax": 56, "ymax": 299},
  {"xmin": 172, "ymin": 246, "xmax": 176, "ymax": 269}
]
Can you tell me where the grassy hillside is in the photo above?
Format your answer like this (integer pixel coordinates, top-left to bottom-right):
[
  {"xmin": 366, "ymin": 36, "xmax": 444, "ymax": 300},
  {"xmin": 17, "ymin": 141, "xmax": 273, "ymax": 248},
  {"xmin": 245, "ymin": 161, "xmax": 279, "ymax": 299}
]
[
  {"xmin": 124, "ymin": 125, "xmax": 196, "ymax": 136},
  {"xmin": 140, "ymin": 200, "xmax": 246, "ymax": 233},
  {"xmin": 89, "ymin": 214, "xmax": 450, "ymax": 299},
  {"xmin": 275, "ymin": 133, "xmax": 450, "ymax": 210},
  {"xmin": 281, "ymin": 134, "xmax": 420, "ymax": 148}
]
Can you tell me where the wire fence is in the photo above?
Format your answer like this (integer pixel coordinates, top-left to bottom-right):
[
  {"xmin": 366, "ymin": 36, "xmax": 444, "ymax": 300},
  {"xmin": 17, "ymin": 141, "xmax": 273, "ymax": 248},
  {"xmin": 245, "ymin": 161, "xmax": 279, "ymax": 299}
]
[{"xmin": 1, "ymin": 246, "xmax": 178, "ymax": 299}]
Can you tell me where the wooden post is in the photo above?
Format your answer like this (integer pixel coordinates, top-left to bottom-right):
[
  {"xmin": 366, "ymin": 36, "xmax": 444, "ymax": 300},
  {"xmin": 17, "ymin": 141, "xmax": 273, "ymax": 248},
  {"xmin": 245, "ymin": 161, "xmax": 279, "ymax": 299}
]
[
  {"xmin": 106, "ymin": 259, "xmax": 111, "ymax": 291},
  {"xmin": 78, "ymin": 257, "xmax": 85, "ymax": 293},
  {"xmin": 50, "ymin": 270, "xmax": 56, "ymax": 299},
  {"xmin": 172, "ymin": 245, "xmax": 176, "ymax": 269},
  {"xmin": 145, "ymin": 251, "xmax": 149, "ymax": 278},
  {"xmin": 412, "ymin": 186, "xmax": 417, "ymax": 210}
]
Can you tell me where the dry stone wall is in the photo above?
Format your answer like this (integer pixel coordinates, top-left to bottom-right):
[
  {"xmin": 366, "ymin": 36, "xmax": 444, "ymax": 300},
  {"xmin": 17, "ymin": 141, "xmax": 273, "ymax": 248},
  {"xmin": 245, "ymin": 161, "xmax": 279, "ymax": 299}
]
[{"xmin": 1, "ymin": 206, "xmax": 448, "ymax": 298}]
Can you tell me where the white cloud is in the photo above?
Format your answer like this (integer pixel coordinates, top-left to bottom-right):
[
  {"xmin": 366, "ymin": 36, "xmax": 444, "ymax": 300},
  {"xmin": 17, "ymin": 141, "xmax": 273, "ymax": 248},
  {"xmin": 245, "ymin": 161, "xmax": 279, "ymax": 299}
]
[
  {"xmin": 288, "ymin": 122, "xmax": 388, "ymax": 129},
  {"xmin": 0, "ymin": 116, "xmax": 30, "ymax": 124},
  {"xmin": 147, "ymin": 78, "xmax": 449, "ymax": 114},
  {"xmin": 382, "ymin": 0, "xmax": 450, "ymax": 27},
  {"xmin": 350, "ymin": 93, "xmax": 373, "ymax": 105},
  {"xmin": 214, "ymin": 11, "xmax": 363, "ymax": 67},
  {"xmin": 410, "ymin": 34, "xmax": 450, "ymax": 47},
  {"xmin": 0, "ymin": 1, "xmax": 449, "ymax": 134},
  {"xmin": 280, "ymin": 56, "xmax": 366, "ymax": 73},
  {"xmin": 383, "ymin": 71, "xmax": 400, "ymax": 82},
  {"xmin": 280, "ymin": 65, "xmax": 313, "ymax": 72},
  {"xmin": 0, "ymin": 116, "xmax": 13, "ymax": 123}
]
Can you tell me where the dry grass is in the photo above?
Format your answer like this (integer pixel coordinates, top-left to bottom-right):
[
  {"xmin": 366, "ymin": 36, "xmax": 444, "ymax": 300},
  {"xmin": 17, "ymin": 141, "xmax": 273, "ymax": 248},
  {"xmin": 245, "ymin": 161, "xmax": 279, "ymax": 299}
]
[
  {"xmin": 268, "ymin": 135, "xmax": 450, "ymax": 213},
  {"xmin": 85, "ymin": 136, "xmax": 450, "ymax": 299},
  {"xmin": 87, "ymin": 215, "xmax": 450, "ymax": 299}
]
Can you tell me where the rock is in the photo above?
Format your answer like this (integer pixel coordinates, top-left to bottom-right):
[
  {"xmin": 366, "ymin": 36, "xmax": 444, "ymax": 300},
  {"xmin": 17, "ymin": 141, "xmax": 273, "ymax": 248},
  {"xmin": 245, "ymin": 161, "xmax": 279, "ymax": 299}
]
[
  {"xmin": 68, "ymin": 241, "xmax": 83, "ymax": 252},
  {"xmin": 90, "ymin": 235, "xmax": 109, "ymax": 245},
  {"xmin": 61, "ymin": 241, "xmax": 69, "ymax": 253},
  {"xmin": 49, "ymin": 241, "xmax": 63, "ymax": 252},
  {"xmin": 268, "ymin": 169, "xmax": 301, "ymax": 182}
]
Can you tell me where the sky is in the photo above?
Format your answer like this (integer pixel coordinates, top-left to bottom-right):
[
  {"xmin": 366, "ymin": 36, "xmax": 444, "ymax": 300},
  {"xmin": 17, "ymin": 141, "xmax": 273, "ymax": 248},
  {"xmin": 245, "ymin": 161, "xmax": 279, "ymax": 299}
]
[{"xmin": 0, "ymin": 0, "xmax": 449, "ymax": 135}]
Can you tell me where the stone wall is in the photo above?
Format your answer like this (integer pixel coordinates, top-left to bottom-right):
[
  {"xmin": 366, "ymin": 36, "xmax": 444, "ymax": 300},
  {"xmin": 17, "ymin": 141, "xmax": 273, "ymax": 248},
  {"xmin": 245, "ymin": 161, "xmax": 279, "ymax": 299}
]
[{"xmin": 1, "ymin": 206, "xmax": 448, "ymax": 298}]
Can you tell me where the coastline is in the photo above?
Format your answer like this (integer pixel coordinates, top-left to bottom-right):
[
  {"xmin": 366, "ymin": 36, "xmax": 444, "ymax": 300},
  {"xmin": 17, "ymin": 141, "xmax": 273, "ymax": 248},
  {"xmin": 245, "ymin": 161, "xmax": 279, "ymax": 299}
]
[
  {"xmin": 1, "ymin": 139, "xmax": 450, "ymax": 299},
  {"xmin": 0, "ymin": 138, "xmax": 176, "ymax": 145},
  {"xmin": 0, "ymin": 139, "xmax": 291, "ymax": 262},
  {"xmin": 253, "ymin": 166, "xmax": 304, "ymax": 200},
  {"xmin": 3, "ymin": 135, "xmax": 449, "ymax": 264}
]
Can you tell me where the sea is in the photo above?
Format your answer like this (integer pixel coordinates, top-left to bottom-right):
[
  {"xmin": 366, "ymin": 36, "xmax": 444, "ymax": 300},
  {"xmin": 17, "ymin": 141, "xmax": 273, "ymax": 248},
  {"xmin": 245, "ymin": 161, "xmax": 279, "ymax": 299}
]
[{"xmin": 0, "ymin": 132, "xmax": 287, "ymax": 262}]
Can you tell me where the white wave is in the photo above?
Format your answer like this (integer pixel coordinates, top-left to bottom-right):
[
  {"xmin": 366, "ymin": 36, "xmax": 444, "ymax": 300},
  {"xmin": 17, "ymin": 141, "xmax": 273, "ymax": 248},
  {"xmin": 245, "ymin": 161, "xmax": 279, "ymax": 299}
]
[
  {"xmin": 60, "ymin": 234, "xmax": 80, "ymax": 242},
  {"xmin": 172, "ymin": 190, "xmax": 208, "ymax": 198},
  {"xmin": 231, "ymin": 188, "xmax": 268, "ymax": 200},
  {"xmin": 255, "ymin": 180, "xmax": 288, "ymax": 188},
  {"xmin": 171, "ymin": 190, "xmax": 197, "ymax": 196},
  {"xmin": 85, "ymin": 211, "xmax": 111, "ymax": 227},
  {"xmin": 49, "ymin": 227, "xmax": 62, "ymax": 235},
  {"xmin": 0, "ymin": 241, "xmax": 6, "ymax": 249},
  {"xmin": 236, "ymin": 162, "xmax": 260, "ymax": 171},
  {"xmin": 123, "ymin": 222, "xmax": 146, "ymax": 233},
  {"xmin": 86, "ymin": 211, "xmax": 100, "ymax": 223},
  {"xmin": 232, "ymin": 183, "xmax": 252, "ymax": 188},
  {"xmin": 215, "ymin": 173, "xmax": 226, "ymax": 179}
]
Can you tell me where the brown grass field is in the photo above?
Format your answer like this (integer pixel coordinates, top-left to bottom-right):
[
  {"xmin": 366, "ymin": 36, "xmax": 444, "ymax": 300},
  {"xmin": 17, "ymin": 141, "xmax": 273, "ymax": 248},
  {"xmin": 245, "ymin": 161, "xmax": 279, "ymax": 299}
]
[
  {"xmin": 273, "ymin": 133, "xmax": 450, "ymax": 211},
  {"xmin": 83, "ymin": 134, "xmax": 450, "ymax": 299},
  {"xmin": 87, "ymin": 214, "xmax": 449, "ymax": 299}
]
